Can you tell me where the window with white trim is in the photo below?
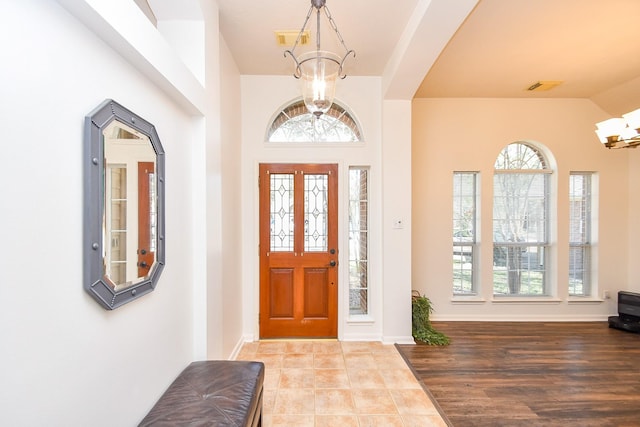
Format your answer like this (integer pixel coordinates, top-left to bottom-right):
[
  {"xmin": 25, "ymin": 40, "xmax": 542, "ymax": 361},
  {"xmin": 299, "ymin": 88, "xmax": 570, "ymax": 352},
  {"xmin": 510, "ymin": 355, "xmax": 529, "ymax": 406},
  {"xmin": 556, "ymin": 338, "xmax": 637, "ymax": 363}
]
[
  {"xmin": 493, "ymin": 142, "xmax": 551, "ymax": 296},
  {"xmin": 349, "ymin": 167, "xmax": 369, "ymax": 315},
  {"xmin": 453, "ymin": 172, "xmax": 478, "ymax": 295},
  {"xmin": 569, "ymin": 172, "xmax": 593, "ymax": 297}
]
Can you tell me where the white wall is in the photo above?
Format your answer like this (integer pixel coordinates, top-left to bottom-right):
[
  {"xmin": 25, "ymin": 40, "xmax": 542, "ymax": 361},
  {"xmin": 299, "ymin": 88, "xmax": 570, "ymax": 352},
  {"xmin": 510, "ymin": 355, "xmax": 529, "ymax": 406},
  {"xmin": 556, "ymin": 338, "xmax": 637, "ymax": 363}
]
[
  {"xmin": 239, "ymin": 75, "xmax": 416, "ymax": 342},
  {"xmin": 412, "ymin": 98, "xmax": 628, "ymax": 320},
  {"xmin": 219, "ymin": 34, "xmax": 244, "ymax": 356},
  {"xmin": 381, "ymin": 100, "xmax": 414, "ymax": 343},
  {"xmin": 0, "ymin": 0, "xmax": 241, "ymax": 425}
]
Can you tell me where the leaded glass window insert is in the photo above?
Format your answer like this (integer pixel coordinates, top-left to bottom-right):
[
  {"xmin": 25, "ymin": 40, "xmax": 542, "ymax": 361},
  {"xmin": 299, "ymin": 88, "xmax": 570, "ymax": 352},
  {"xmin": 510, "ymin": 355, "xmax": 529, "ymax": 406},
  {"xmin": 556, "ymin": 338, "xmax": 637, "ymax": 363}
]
[
  {"xmin": 267, "ymin": 100, "xmax": 362, "ymax": 143},
  {"xmin": 349, "ymin": 167, "xmax": 369, "ymax": 315},
  {"xmin": 270, "ymin": 173, "xmax": 294, "ymax": 252},
  {"xmin": 304, "ymin": 174, "xmax": 329, "ymax": 252},
  {"xmin": 493, "ymin": 143, "xmax": 551, "ymax": 296},
  {"xmin": 453, "ymin": 172, "xmax": 478, "ymax": 295},
  {"xmin": 569, "ymin": 172, "xmax": 593, "ymax": 297}
]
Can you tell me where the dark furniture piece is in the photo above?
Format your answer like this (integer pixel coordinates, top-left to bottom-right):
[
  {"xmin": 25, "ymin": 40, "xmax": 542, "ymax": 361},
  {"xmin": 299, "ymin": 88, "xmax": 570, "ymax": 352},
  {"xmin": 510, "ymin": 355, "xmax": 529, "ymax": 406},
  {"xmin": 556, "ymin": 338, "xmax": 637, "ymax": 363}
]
[
  {"xmin": 139, "ymin": 360, "xmax": 265, "ymax": 426},
  {"xmin": 608, "ymin": 290, "xmax": 640, "ymax": 333}
]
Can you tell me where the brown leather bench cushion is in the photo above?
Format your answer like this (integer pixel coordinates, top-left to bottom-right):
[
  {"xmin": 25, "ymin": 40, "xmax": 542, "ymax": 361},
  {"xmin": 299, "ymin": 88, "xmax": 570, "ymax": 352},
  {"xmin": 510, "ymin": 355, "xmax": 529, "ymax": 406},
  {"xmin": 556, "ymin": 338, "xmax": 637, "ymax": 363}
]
[{"xmin": 139, "ymin": 360, "xmax": 265, "ymax": 426}]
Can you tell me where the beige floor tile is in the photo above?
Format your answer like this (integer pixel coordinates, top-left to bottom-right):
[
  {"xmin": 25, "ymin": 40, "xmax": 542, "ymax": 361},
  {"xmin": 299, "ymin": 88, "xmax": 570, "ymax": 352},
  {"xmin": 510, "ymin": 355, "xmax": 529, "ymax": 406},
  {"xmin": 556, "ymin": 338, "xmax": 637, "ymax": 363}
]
[
  {"xmin": 282, "ymin": 353, "xmax": 314, "ymax": 368},
  {"xmin": 402, "ymin": 414, "xmax": 450, "ymax": 427},
  {"xmin": 257, "ymin": 341, "xmax": 287, "ymax": 354},
  {"xmin": 347, "ymin": 368, "xmax": 387, "ymax": 389},
  {"xmin": 313, "ymin": 341, "xmax": 343, "ymax": 353},
  {"xmin": 373, "ymin": 352, "xmax": 411, "ymax": 369},
  {"xmin": 272, "ymin": 388, "xmax": 315, "ymax": 414},
  {"xmin": 284, "ymin": 341, "xmax": 315, "ymax": 354},
  {"xmin": 344, "ymin": 352, "xmax": 378, "ymax": 369},
  {"xmin": 253, "ymin": 353, "xmax": 284, "ymax": 369},
  {"xmin": 379, "ymin": 368, "xmax": 422, "ymax": 389},
  {"xmin": 263, "ymin": 368, "xmax": 281, "ymax": 390},
  {"xmin": 341, "ymin": 341, "xmax": 383, "ymax": 353},
  {"xmin": 351, "ymin": 389, "xmax": 398, "ymax": 415},
  {"xmin": 315, "ymin": 369, "xmax": 350, "ymax": 389},
  {"xmin": 315, "ymin": 414, "xmax": 360, "ymax": 427},
  {"xmin": 265, "ymin": 414, "xmax": 314, "ymax": 427},
  {"xmin": 262, "ymin": 389, "xmax": 277, "ymax": 415},
  {"xmin": 371, "ymin": 344, "xmax": 402, "ymax": 356},
  {"xmin": 390, "ymin": 389, "xmax": 440, "ymax": 415},
  {"xmin": 358, "ymin": 415, "xmax": 405, "ymax": 427},
  {"xmin": 239, "ymin": 340, "xmax": 448, "ymax": 426},
  {"xmin": 314, "ymin": 353, "xmax": 345, "ymax": 369},
  {"xmin": 279, "ymin": 368, "xmax": 315, "ymax": 389},
  {"xmin": 315, "ymin": 389, "xmax": 355, "ymax": 415}
]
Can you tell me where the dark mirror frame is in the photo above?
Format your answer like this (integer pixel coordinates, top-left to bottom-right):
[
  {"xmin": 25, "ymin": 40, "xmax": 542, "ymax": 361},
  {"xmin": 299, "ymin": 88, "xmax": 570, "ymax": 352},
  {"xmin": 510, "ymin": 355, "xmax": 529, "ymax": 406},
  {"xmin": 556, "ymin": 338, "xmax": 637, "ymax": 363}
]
[{"xmin": 84, "ymin": 99, "xmax": 165, "ymax": 310}]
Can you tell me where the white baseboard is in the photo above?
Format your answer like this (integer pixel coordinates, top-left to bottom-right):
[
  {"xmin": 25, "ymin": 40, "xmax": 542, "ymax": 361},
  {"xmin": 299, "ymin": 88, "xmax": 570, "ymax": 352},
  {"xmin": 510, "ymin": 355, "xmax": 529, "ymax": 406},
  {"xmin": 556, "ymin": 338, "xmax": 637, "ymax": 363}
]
[
  {"xmin": 341, "ymin": 332, "xmax": 382, "ymax": 342},
  {"xmin": 430, "ymin": 314, "xmax": 612, "ymax": 322},
  {"xmin": 228, "ymin": 335, "xmax": 254, "ymax": 360},
  {"xmin": 382, "ymin": 335, "xmax": 415, "ymax": 345}
]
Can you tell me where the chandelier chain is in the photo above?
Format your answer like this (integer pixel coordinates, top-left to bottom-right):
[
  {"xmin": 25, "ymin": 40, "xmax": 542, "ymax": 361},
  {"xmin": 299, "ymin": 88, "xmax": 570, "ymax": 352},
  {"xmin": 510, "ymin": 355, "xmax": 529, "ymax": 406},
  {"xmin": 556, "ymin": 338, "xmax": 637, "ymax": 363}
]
[
  {"xmin": 324, "ymin": 6, "xmax": 351, "ymax": 53},
  {"xmin": 290, "ymin": 5, "xmax": 315, "ymax": 53},
  {"xmin": 283, "ymin": 0, "xmax": 356, "ymax": 117}
]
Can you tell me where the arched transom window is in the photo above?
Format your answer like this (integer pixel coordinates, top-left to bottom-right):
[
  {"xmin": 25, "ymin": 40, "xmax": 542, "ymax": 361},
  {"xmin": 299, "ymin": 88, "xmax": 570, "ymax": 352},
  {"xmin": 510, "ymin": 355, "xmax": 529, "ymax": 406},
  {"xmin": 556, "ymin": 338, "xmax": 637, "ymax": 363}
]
[{"xmin": 267, "ymin": 100, "xmax": 362, "ymax": 143}]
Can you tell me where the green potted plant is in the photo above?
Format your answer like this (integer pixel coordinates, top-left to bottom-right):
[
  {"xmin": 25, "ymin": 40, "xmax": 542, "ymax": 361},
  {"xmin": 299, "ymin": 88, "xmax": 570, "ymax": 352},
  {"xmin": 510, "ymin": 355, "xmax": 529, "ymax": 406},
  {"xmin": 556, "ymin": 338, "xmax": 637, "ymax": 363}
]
[{"xmin": 411, "ymin": 291, "xmax": 450, "ymax": 345}]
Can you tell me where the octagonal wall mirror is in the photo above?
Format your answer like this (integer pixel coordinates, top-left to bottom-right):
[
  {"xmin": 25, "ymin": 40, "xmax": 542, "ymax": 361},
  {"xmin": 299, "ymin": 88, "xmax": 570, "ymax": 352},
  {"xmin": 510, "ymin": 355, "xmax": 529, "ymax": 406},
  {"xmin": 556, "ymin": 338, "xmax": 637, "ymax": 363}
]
[{"xmin": 84, "ymin": 99, "xmax": 165, "ymax": 309}]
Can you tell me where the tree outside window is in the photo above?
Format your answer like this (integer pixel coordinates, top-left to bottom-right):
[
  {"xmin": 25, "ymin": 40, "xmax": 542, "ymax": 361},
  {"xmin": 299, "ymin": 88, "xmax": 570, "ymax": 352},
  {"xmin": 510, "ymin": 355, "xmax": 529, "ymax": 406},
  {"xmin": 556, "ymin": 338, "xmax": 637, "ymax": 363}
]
[
  {"xmin": 569, "ymin": 172, "xmax": 593, "ymax": 297},
  {"xmin": 453, "ymin": 172, "xmax": 478, "ymax": 295},
  {"xmin": 493, "ymin": 143, "xmax": 550, "ymax": 296}
]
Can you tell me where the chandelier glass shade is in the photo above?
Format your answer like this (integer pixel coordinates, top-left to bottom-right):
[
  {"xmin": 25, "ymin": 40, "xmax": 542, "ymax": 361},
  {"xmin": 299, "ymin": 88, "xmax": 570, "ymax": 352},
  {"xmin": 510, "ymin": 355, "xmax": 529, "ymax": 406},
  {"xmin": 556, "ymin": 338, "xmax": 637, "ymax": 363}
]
[
  {"xmin": 285, "ymin": 0, "xmax": 355, "ymax": 117},
  {"xmin": 298, "ymin": 50, "xmax": 340, "ymax": 117},
  {"xmin": 595, "ymin": 108, "xmax": 640, "ymax": 149}
]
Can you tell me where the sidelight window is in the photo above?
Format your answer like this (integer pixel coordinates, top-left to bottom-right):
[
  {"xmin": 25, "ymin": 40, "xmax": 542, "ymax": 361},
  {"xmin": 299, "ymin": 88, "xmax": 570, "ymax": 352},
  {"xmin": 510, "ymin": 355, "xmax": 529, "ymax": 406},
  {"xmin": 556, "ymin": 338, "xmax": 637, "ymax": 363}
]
[
  {"xmin": 453, "ymin": 172, "xmax": 479, "ymax": 295},
  {"xmin": 349, "ymin": 167, "xmax": 369, "ymax": 315},
  {"xmin": 569, "ymin": 172, "xmax": 594, "ymax": 297}
]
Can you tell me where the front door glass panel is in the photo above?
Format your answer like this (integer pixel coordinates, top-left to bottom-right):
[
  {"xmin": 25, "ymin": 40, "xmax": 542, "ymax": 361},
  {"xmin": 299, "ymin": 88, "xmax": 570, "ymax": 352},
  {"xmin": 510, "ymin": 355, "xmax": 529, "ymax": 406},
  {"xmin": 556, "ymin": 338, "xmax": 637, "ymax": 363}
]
[
  {"xmin": 270, "ymin": 173, "xmax": 294, "ymax": 252},
  {"xmin": 304, "ymin": 174, "xmax": 328, "ymax": 252}
]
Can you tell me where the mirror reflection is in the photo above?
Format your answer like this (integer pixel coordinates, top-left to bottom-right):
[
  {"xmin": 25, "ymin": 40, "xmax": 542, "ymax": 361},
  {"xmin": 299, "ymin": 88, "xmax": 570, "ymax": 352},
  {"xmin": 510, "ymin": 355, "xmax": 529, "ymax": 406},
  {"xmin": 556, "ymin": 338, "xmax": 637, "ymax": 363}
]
[
  {"xmin": 84, "ymin": 99, "xmax": 165, "ymax": 310},
  {"xmin": 103, "ymin": 121, "xmax": 157, "ymax": 290}
]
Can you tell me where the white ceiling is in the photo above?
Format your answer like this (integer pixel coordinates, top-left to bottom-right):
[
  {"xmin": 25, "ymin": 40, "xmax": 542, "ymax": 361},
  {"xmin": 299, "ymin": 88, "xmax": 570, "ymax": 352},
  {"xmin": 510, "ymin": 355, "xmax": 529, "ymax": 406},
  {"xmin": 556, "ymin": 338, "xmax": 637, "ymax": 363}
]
[
  {"xmin": 216, "ymin": 0, "xmax": 421, "ymax": 77},
  {"xmin": 213, "ymin": 0, "xmax": 640, "ymax": 115}
]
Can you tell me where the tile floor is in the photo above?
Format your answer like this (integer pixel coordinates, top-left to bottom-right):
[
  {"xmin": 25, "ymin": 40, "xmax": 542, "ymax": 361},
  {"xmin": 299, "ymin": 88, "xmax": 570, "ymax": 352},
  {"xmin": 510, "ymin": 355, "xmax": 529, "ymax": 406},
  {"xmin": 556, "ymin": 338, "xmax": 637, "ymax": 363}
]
[{"xmin": 236, "ymin": 340, "xmax": 448, "ymax": 427}]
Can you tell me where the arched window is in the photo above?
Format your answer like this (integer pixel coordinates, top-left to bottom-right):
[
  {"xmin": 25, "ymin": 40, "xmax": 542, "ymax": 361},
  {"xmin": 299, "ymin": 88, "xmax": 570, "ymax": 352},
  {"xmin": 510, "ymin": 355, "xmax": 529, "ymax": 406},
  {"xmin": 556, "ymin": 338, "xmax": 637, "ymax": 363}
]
[
  {"xmin": 267, "ymin": 100, "xmax": 362, "ymax": 143},
  {"xmin": 493, "ymin": 142, "xmax": 551, "ymax": 296}
]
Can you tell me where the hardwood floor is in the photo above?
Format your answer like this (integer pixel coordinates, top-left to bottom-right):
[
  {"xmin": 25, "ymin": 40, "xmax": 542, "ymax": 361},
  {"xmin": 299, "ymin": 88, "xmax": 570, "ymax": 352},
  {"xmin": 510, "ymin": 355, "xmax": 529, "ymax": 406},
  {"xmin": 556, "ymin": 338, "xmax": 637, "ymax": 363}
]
[{"xmin": 396, "ymin": 322, "xmax": 640, "ymax": 427}]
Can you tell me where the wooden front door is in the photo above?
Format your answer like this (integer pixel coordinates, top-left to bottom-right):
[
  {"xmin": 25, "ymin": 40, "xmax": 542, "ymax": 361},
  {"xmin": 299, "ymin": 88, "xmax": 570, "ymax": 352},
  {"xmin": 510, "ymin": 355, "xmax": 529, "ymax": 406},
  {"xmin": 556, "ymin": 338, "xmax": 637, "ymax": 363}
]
[
  {"xmin": 137, "ymin": 162, "xmax": 155, "ymax": 278},
  {"xmin": 259, "ymin": 163, "xmax": 338, "ymax": 338}
]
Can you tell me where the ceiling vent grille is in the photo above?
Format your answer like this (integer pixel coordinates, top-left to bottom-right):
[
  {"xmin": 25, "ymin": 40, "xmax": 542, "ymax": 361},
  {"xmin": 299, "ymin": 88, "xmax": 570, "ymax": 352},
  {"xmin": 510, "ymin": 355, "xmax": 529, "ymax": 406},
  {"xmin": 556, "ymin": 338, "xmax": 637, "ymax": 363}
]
[
  {"xmin": 275, "ymin": 30, "xmax": 310, "ymax": 47},
  {"xmin": 526, "ymin": 81, "xmax": 563, "ymax": 91}
]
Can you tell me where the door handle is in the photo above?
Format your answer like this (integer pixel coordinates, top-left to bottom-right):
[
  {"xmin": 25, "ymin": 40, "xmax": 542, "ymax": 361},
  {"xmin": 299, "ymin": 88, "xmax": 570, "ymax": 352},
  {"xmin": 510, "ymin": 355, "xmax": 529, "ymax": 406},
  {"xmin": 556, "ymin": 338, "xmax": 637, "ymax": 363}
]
[{"xmin": 329, "ymin": 260, "xmax": 336, "ymax": 267}]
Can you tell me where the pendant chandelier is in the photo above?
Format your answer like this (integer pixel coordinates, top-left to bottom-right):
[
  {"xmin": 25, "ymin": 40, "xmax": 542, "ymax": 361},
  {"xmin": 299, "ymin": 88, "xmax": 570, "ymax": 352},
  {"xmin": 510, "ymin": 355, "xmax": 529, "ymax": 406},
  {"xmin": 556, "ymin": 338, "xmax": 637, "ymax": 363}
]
[
  {"xmin": 595, "ymin": 108, "xmax": 640, "ymax": 149},
  {"xmin": 284, "ymin": 0, "xmax": 355, "ymax": 117}
]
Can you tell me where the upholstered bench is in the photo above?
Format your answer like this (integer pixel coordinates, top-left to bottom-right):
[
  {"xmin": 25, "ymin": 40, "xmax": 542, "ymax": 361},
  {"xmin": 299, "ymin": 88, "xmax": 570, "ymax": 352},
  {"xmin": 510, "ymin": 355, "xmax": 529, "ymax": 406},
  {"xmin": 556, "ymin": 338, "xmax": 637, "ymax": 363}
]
[{"xmin": 139, "ymin": 360, "xmax": 265, "ymax": 426}]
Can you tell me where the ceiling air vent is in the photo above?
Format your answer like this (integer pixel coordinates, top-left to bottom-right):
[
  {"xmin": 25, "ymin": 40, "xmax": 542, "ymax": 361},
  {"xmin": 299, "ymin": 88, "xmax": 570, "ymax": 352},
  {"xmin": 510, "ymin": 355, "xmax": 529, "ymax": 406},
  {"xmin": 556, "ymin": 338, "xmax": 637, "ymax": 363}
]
[
  {"xmin": 526, "ymin": 81, "xmax": 563, "ymax": 91},
  {"xmin": 275, "ymin": 30, "xmax": 310, "ymax": 47}
]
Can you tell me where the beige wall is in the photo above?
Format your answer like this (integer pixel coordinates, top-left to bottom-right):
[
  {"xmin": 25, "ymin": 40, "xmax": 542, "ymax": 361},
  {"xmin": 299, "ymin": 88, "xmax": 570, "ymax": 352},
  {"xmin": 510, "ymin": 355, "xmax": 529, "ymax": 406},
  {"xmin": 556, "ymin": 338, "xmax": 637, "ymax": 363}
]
[
  {"xmin": 412, "ymin": 98, "xmax": 631, "ymax": 320},
  {"xmin": 628, "ymin": 154, "xmax": 640, "ymax": 294}
]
